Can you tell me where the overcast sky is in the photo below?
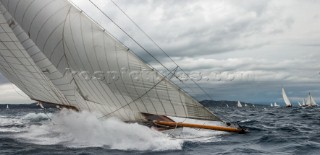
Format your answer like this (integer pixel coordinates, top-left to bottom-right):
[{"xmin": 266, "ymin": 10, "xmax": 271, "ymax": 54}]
[{"xmin": 1, "ymin": 0, "xmax": 320, "ymax": 105}]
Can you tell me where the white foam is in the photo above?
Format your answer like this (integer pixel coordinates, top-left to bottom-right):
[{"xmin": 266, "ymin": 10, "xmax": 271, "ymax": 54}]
[
  {"xmin": 22, "ymin": 112, "xmax": 52, "ymax": 121},
  {"xmin": 15, "ymin": 110, "xmax": 183, "ymax": 151},
  {"xmin": 14, "ymin": 110, "xmax": 224, "ymax": 151}
]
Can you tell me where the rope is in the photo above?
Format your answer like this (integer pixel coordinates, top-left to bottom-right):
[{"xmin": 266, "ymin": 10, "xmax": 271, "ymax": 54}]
[{"xmin": 89, "ymin": 0, "xmax": 213, "ymax": 101}]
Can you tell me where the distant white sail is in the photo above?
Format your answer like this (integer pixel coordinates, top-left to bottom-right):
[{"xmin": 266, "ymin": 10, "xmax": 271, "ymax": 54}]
[
  {"xmin": 252, "ymin": 104, "xmax": 255, "ymax": 107},
  {"xmin": 298, "ymin": 101, "xmax": 302, "ymax": 107},
  {"xmin": 302, "ymin": 99, "xmax": 306, "ymax": 106},
  {"xmin": 282, "ymin": 88, "xmax": 292, "ymax": 107},
  {"xmin": 226, "ymin": 104, "xmax": 229, "ymax": 108},
  {"xmin": 274, "ymin": 102, "xmax": 280, "ymax": 107},
  {"xmin": 305, "ymin": 92, "xmax": 317, "ymax": 107},
  {"xmin": 270, "ymin": 103, "xmax": 273, "ymax": 107},
  {"xmin": 244, "ymin": 104, "xmax": 248, "ymax": 107},
  {"xmin": 237, "ymin": 101, "xmax": 242, "ymax": 107},
  {"xmin": 6, "ymin": 104, "xmax": 8, "ymax": 109}
]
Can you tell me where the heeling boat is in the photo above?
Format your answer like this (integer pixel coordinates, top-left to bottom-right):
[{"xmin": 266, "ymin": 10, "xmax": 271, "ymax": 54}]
[
  {"xmin": 0, "ymin": 1, "xmax": 245, "ymax": 133},
  {"xmin": 305, "ymin": 92, "xmax": 317, "ymax": 107},
  {"xmin": 282, "ymin": 88, "xmax": 292, "ymax": 107}
]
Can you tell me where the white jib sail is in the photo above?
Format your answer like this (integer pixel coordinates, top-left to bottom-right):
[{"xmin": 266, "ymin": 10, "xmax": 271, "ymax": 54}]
[
  {"xmin": 282, "ymin": 88, "xmax": 292, "ymax": 107},
  {"xmin": 0, "ymin": 0, "xmax": 220, "ymax": 122}
]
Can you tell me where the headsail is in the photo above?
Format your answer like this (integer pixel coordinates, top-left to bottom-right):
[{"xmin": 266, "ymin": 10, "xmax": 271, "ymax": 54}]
[
  {"xmin": 282, "ymin": 88, "xmax": 292, "ymax": 107},
  {"xmin": 0, "ymin": 0, "xmax": 220, "ymax": 122}
]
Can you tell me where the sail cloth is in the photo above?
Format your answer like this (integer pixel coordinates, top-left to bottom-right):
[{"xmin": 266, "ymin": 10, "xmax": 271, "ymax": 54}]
[
  {"xmin": 305, "ymin": 93, "xmax": 317, "ymax": 107},
  {"xmin": 0, "ymin": 0, "xmax": 220, "ymax": 121},
  {"xmin": 282, "ymin": 88, "xmax": 292, "ymax": 107}
]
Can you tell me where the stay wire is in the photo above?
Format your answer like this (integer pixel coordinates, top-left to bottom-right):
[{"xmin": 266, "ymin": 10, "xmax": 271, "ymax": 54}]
[{"xmin": 89, "ymin": 0, "xmax": 213, "ymax": 101}]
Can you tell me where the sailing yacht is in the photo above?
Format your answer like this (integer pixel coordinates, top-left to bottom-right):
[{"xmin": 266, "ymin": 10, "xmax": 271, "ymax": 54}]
[
  {"xmin": 282, "ymin": 88, "xmax": 292, "ymax": 107},
  {"xmin": 0, "ymin": 0, "xmax": 245, "ymax": 133},
  {"xmin": 274, "ymin": 102, "xmax": 280, "ymax": 107},
  {"xmin": 237, "ymin": 101, "xmax": 243, "ymax": 108},
  {"xmin": 6, "ymin": 104, "xmax": 9, "ymax": 109},
  {"xmin": 270, "ymin": 103, "xmax": 273, "ymax": 107},
  {"xmin": 305, "ymin": 92, "xmax": 317, "ymax": 107}
]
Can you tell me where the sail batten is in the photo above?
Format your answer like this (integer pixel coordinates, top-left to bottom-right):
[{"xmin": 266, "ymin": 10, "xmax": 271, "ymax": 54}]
[{"xmin": 0, "ymin": 0, "xmax": 220, "ymax": 122}]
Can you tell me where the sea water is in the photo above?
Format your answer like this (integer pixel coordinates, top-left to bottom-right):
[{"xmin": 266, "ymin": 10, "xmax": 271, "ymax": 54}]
[{"xmin": 0, "ymin": 105, "xmax": 319, "ymax": 155}]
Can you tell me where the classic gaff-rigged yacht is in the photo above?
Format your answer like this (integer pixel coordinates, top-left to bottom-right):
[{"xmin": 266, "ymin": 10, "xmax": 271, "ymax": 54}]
[{"xmin": 0, "ymin": 0, "xmax": 245, "ymax": 134}]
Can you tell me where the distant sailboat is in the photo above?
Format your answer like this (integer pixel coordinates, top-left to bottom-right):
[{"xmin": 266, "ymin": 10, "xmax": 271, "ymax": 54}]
[
  {"xmin": 282, "ymin": 88, "xmax": 292, "ymax": 107},
  {"xmin": 270, "ymin": 103, "xmax": 273, "ymax": 107},
  {"xmin": 6, "ymin": 104, "xmax": 9, "ymax": 109},
  {"xmin": 298, "ymin": 101, "xmax": 302, "ymax": 107},
  {"xmin": 274, "ymin": 102, "xmax": 280, "ymax": 107},
  {"xmin": 252, "ymin": 105, "xmax": 255, "ymax": 107},
  {"xmin": 237, "ymin": 101, "xmax": 243, "ymax": 108},
  {"xmin": 305, "ymin": 92, "xmax": 317, "ymax": 107},
  {"xmin": 226, "ymin": 104, "xmax": 229, "ymax": 108},
  {"xmin": 244, "ymin": 104, "xmax": 248, "ymax": 107}
]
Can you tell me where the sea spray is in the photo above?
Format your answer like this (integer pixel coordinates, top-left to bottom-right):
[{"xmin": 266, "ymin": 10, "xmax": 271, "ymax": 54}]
[{"xmin": 15, "ymin": 110, "xmax": 183, "ymax": 151}]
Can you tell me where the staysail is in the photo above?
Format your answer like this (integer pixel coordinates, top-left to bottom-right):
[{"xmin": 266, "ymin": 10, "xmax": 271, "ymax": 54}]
[
  {"xmin": 0, "ymin": 0, "xmax": 220, "ymax": 122},
  {"xmin": 282, "ymin": 88, "xmax": 292, "ymax": 107}
]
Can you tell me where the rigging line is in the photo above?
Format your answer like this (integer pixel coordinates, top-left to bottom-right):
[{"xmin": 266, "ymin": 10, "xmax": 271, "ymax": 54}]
[
  {"xmin": 88, "ymin": 0, "xmax": 173, "ymax": 72},
  {"xmin": 90, "ymin": 0, "xmax": 213, "ymax": 101},
  {"xmin": 66, "ymin": 0, "xmax": 198, "ymax": 104},
  {"xmin": 99, "ymin": 66, "xmax": 179, "ymax": 119},
  {"xmin": 10, "ymin": 83, "xmax": 28, "ymax": 97}
]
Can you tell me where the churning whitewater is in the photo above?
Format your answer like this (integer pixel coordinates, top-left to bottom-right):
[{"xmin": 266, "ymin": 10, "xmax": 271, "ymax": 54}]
[{"xmin": 0, "ymin": 108, "xmax": 225, "ymax": 152}]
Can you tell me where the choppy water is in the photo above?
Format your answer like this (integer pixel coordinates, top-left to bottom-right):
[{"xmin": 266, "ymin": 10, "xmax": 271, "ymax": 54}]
[{"xmin": 0, "ymin": 105, "xmax": 320, "ymax": 155}]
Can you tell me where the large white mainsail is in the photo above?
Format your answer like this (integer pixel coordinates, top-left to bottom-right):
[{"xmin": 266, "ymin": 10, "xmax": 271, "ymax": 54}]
[
  {"xmin": 282, "ymin": 88, "xmax": 292, "ymax": 107},
  {"xmin": 0, "ymin": 0, "xmax": 222, "ymax": 123}
]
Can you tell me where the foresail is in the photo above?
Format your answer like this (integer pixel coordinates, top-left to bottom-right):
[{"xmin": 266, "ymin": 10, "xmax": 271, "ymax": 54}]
[
  {"xmin": 282, "ymin": 88, "xmax": 291, "ymax": 106},
  {"xmin": 0, "ymin": 0, "xmax": 220, "ymax": 121},
  {"xmin": 0, "ymin": 6, "xmax": 65, "ymax": 104}
]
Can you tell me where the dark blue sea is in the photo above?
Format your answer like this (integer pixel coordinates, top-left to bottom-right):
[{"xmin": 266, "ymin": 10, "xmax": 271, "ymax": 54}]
[{"xmin": 0, "ymin": 104, "xmax": 320, "ymax": 155}]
